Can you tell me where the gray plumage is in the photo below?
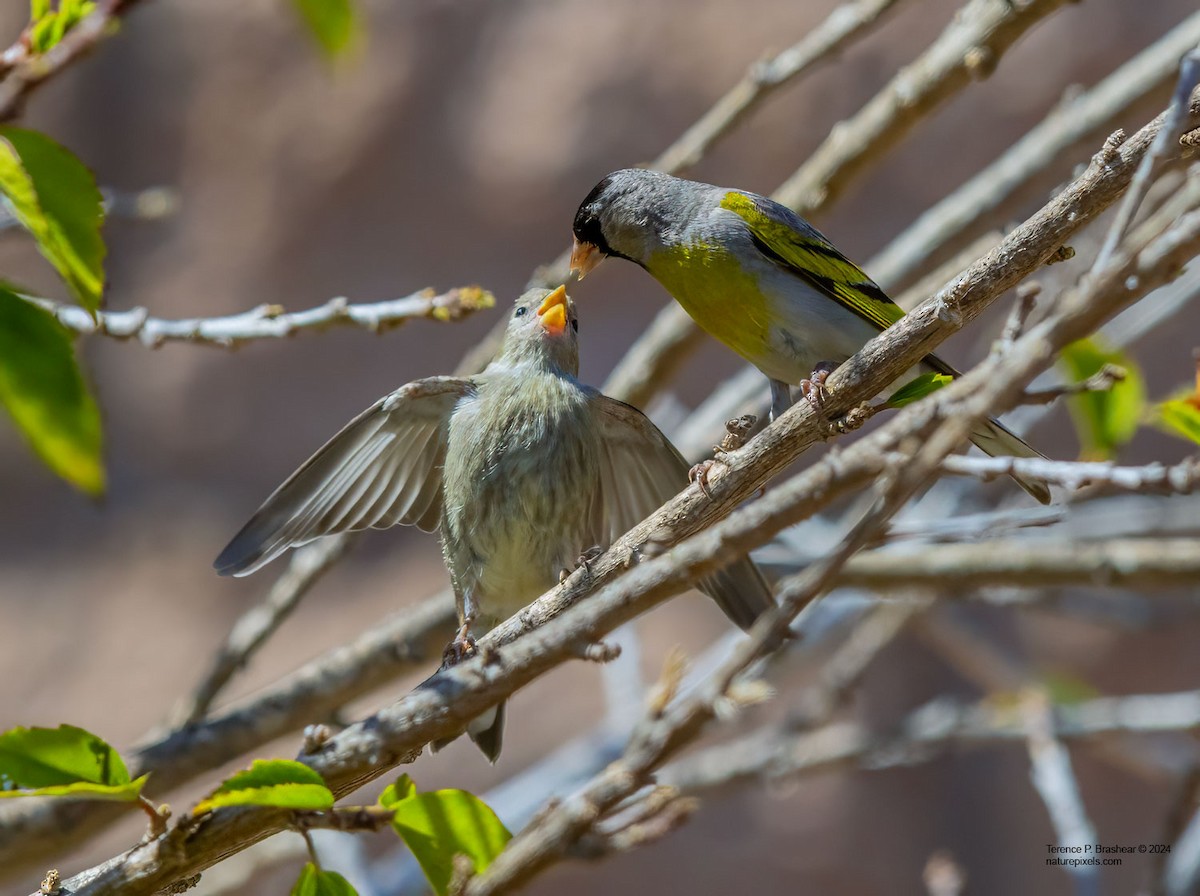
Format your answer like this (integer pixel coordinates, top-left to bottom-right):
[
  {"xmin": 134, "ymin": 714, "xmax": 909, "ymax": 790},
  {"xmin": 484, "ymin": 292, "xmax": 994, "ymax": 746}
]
[
  {"xmin": 215, "ymin": 287, "xmax": 775, "ymax": 760},
  {"xmin": 572, "ymin": 168, "xmax": 1052, "ymax": 504}
]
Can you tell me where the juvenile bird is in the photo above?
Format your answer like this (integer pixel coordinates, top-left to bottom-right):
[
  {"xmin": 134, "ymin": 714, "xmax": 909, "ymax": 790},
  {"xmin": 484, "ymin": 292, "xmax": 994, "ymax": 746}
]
[
  {"xmin": 571, "ymin": 169, "xmax": 1050, "ymax": 503},
  {"xmin": 214, "ymin": 286, "xmax": 775, "ymax": 760}
]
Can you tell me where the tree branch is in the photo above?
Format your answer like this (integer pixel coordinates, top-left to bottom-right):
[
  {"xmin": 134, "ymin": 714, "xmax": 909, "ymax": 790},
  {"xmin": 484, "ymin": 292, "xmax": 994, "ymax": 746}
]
[
  {"xmin": 835, "ymin": 537, "xmax": 1200, "ymax": 590},
  {"xmin": 169, "ymin": 535, "xmax": 354, "ymax": 728},
  {"xmin": 775, "ymin": 0, "xmax": 1073, "ymax": 213},
  {"xmin": 935, "ymin": 454, "xmax": 1200, "ymax": 494},
  {"xmin": 662, "ymin": 689, "xmax": 1200, "ymax": 793},
  {"xmin": 28, "ymin": 286, "xmax": 495, "ymax": 349},
  {"xmin": 869, "ymin": 12, "xmax": 1200, "ymax": 290},
  {"xmin": 651, "ymin": 0, "xmax": 908, "ymax": 174},
  {"xmin": 0, "ymin": 0, "xmax": 148, "ymax": 122}
]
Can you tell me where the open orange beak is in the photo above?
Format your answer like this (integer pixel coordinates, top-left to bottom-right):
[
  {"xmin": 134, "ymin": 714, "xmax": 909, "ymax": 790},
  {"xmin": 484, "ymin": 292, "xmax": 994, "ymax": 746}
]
[
  {"xmin": 537, "ymin": 285, "xmax": 569, "ymax": 335},
  {"xmin": 570, "ymin": 238, "xmax": 603, "ymax": 280}
]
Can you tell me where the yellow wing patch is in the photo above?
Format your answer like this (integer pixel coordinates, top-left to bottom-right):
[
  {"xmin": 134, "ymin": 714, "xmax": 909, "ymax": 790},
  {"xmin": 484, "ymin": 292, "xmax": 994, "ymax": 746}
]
[{"xmin": 720, "ymin": 192, "xmax": 904, "ymax": 334}]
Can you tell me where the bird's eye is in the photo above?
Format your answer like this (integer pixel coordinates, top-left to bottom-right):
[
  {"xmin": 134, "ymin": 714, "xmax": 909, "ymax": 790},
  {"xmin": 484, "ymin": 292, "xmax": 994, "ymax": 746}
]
[
  {"xmin": 514, "ymin": 306, "xmax": 528, "ymax": 318},
  {"xmin": 571, "ymin": 318, "xmax": 578, "ymax": 332}
]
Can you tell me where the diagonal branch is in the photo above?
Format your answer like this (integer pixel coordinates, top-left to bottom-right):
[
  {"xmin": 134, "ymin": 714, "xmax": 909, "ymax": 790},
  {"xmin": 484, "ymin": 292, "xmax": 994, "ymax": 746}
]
[
  {"xmin": 868, "ymin": 11, "xmax": 1200, "ymax": 290},
  {"xmin": 774, "ymin": 0, "xmax": 1074, "ymax": 213},
  {"xmin": 651, "ymin": 0, "xmax": 908, "ymax": 174}
]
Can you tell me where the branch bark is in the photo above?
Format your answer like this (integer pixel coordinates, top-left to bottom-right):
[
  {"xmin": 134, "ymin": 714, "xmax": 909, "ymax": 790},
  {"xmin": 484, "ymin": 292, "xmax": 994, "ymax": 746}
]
[
  {"xmin": 29, "ymin": 286, "xmax": 495, "ymax": 348},
  {"xmin": 774, "ymin": 0, "xmax": 1074, "ymax": 213}
]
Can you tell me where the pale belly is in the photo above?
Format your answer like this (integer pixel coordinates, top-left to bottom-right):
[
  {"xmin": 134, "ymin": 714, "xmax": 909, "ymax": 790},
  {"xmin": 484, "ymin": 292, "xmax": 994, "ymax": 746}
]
[
  {"xmin": 657, "ymin": 257, "xmax": 927, "ymax": 390},
  {"xmin": 440, "ymin": 385, "xmax": 602, "ymax": 628}
]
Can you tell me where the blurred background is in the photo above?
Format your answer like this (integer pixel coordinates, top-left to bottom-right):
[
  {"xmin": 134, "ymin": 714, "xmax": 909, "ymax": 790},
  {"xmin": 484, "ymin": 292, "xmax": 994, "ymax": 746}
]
[{"xmin": 1, "ymin": 1, "xmax": 1199, "ymax": 893}]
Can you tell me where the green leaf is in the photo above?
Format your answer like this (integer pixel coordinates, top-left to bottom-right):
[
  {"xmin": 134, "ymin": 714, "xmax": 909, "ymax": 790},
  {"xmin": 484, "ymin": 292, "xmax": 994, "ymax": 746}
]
[
  {"xmin": 290, "ymin": 0, "xmax": 359, "ymax": 58},
  {"xmin": 0, "ymin": 724, "xmax": 145, "ymax": 801},
  {"xmin": 885, "ymin": 372, "xmax": 953, "ymax": 409},
  {"xmin": 378, "ymin": 774, "xmax": 417, "ymax": 808},
  {"xmin": 1058, "ymin": 337, "xmax": 1145, "ymax": 460},
  {"xmin": 194, "ymin": 759, "xmax": 333, "ymax": 814},
  {"xmin": 389, "ymin": 790, "xmax": 512, "ymax": 896},
  {"xmin": 291, "ymin": 864, "xmax": 358, "ymax": 896},
  {"xmin": 0, "ymin": 289, "xmax": 104, "ymax": 495},
  {"xmin": 0, "ymin": 127, "xmax": 105, "ymax": 313},
  {"xmin": 1153, "ymin": 396, "xmax": 1200, "ymax": 446},
  {"xmin": 27, "ymin": 0, "xmax": 97, "ymax": 53}
]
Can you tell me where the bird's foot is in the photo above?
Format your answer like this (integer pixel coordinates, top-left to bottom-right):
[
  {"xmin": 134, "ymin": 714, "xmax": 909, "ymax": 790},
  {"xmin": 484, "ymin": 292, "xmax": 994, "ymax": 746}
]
[
  {"xmin": 769, "ymin": 380, "xmax": 793, "ymax": 423},
  {"xmin": 441, "ymin": 624, "xmax": 477, "ymax": 669},
  {"xmin": 560, "ymin": 545, "xmax": 604, "ymax": 583},
  {"xmin": 689, "ymin": 459, "xmax": 720, "ymax": 499},
  {"xmin": 800, "ymin": 361, "xmax": 838, "ymax": 410},
  {"xmin": 691, "ymin": 415, "xmax": 757, "ymax": 499}
]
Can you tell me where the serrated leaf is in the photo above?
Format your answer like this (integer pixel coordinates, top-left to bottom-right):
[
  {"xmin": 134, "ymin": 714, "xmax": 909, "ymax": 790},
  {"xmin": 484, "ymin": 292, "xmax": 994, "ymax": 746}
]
[
  {"xmin": 0, "ymin": 724, "xmax": 144, "ymax": 801},
  {"xmin": 885, "ymin": 372, "xmax": 953, "ymax": 409},
  {"xmin": 390, "ymin": 790, "xmax": 512, "ymax": 896},
  {"xmin": 0, "ymin": 127, "xmax": 105, "ymax": 313},
  {"xmin": 290, "ymin": 0, "xmax": 359, "ymax": 58},
  {"xmin": 0, "ymin": 289, "xmax": 104, "ymax": 495},
  {"xmin": 378, "ymin": 773, "xmax": 417, "ymax": 808},
  {"xmin": 1058, "ymin": 337, "xmax": 1145, "ymax": 460},
  {"xmin": 291, "ymin": 863, "xmax": 358, "ymax": 896},
  {"xmin": 194, "ymin": 759, "xmax": 333, "ymax": 814}
]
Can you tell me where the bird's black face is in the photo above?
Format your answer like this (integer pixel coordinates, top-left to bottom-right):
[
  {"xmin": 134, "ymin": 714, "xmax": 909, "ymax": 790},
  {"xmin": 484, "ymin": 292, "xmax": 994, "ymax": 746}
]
[{"xmin": 572, "ymin": 174, "xmax": 618, "ymax": 260}]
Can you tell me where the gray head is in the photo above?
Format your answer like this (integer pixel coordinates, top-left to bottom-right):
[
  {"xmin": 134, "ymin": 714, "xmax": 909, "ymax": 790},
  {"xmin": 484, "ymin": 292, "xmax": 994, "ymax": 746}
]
[
  {"xmin": 494, "ymin": 286, "xmax": 580, "ymax": 375},
  {"xmin": 571, "ymin": 168, "xmax": 705, "ymax": 276}
]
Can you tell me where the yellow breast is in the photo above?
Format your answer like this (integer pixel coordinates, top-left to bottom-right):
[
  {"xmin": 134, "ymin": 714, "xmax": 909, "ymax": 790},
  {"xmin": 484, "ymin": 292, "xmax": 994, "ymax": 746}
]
[{"xmin": 646, "ymin": 244, "xmax": 776, "ymax": 367}]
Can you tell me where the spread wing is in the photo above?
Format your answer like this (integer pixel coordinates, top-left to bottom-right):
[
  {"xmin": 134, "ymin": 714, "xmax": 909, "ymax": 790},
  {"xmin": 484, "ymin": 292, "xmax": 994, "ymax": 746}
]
[
  {"xmin": 214, "ymin": 376, "xmax": 472, "ymax": 576},
  {"xmin": 588, "ymin": 394, "xmax": 774, "ymax": 630}
]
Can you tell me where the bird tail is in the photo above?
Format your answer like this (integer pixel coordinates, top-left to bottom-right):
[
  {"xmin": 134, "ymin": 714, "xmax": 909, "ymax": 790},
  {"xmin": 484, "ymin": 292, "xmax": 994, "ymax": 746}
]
[
  {"xmin": 698, "ymin": 555, "xmax": 776, "ymax": 631},
  {"xmin": 968, "ymin": 417, "xmax": 1052, "ymax": 504},
  {"xmin": 431, "ymin": 701, "xmax": 506, "ymax": 763}
]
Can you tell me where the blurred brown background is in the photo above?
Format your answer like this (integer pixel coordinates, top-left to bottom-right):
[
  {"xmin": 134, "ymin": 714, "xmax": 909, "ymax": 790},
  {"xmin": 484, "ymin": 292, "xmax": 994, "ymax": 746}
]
[{"xmin": 1, "ymin": 1, "xmax": 1198, "ymax": 894}]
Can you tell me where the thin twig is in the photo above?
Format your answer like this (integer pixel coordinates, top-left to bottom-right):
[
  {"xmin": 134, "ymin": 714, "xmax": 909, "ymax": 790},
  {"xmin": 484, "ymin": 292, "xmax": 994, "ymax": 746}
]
[
  {"xmin": 1094, "ymin": 45, "xmax": 1200, "ymax": 271},
  {"xmin": 869, "ymin": 13, "xmax": 1200, "ymax": 289},
  {"xmin": 663, "ymin": 689, "xmax": 1200, "ymax": 793},
  {"xmin": 775, "ymin": 0, "xmax": 1073, "ymax": 213},
  {"xmin": 170, "ymin": 535, "xmax": 353, "ymax": 727},
  {"xmin": 934, "ymin": 454, "xmax": 1200, "ymax": 494},
  {"xmin": 28, "ymin": 286, "xmax": 495, "ymax": 348},
  {"xmin": 0, "ymin": 186, "xmax": 178, "ymax": 232},
  {"xmin": 651, "ymin": 0, "xmax": 908, "ymax": 174},
  {"xmin": 0, "ymin": 0, "xmax": 149, "ymax": 121}
]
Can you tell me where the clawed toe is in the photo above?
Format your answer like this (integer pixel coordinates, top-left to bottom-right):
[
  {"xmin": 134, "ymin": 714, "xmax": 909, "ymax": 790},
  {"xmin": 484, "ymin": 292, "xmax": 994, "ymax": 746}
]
[
  {"xmin": 800, "ymin": 362, "xmax": 837, "ymax": 410},
  {"xmin": 689, "ymin": 459, "xmax": 718, "ymax": 499},
  {"xmin": 441, "ymin": 625, "xmax": 477, "ymax": 669}
]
